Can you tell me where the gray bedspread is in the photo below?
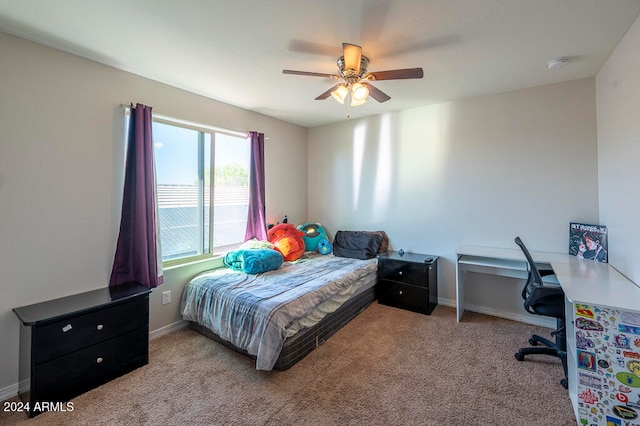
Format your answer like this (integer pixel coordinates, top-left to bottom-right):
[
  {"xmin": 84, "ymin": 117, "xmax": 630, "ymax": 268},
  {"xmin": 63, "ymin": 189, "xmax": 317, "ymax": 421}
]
[{"xmin": 181, "ymin": 253, "xmax": 377, "ymax": 370}]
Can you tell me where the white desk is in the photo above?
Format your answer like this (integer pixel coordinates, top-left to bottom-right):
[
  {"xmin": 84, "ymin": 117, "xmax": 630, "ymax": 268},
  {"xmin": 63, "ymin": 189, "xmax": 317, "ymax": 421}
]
[
  {"xmin": 456, "ymin": 244, "xmax": 568, "ymax": 322},
  {"xmin": 456, "ymin": 244, "xmax": 640, "ymax": 425}
]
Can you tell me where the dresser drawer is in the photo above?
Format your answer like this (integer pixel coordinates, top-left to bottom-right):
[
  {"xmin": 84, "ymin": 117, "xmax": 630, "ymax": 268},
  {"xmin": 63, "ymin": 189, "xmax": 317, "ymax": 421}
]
[
  {"xmin": 378, "ymin": 259, "xmax": 430, "ymax": 287},
  {"xmin": 33, "ymin": 296, "xmax": 148, "ymax": 364},
  {"xmin": 31, "ymin": 326, "xmax": 148, "ymax": 408},
  {"xmin": 377, "ymin": 280, "xmax": 430, "ymax": 314}
]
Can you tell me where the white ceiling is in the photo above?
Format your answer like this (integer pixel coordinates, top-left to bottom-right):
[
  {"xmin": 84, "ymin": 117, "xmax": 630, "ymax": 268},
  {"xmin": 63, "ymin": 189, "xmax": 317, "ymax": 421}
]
[{"xmin": 1, "ymin": 0, "xmax": 639, "ymax": 128}]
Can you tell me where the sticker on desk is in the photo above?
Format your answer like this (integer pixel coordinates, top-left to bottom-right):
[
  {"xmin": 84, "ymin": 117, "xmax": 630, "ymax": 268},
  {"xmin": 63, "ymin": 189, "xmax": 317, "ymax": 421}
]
[
  {"xmin": 616, "ymin": 372, "xmax": 640, "ymax": 388},
  {"xmin": 616, "ymin": 393, "xmax": 629, "ymax": 403},
  {"xmin": 576, "ymin": 317, "xmax": 605, "ymax": 332},
  {"xmin": 622, "ymin": 312, "xmax": 640, "ymax": 326},
  {"xmin": 620, "ymin": 324, "xmax": 640, "ymax": 335},
  {"xmin": 62, "ymin": 324, "xmax": 72, "ymax": 332},
  {"xmin": 579, "ymin": 371, "xmax": 602, "ymax": 389},
  {"xmin": 576, "ymin": 304, "xmax": 595, "ymax": 318},
  {"xmin": 576, "ymin": 330, "xmax": 596, "ymax": 350},
  {"xmin": 578, "ymin": 350, "xmax": 597, "ymax": 372},
  {"xmin": 625, "ymin": 352, "xmax": 640, "ymax": 361},
  {"xmin": 612, "ymin": 405, "xmax": 638, "ymax": 420},
  {"xmin": 614, "ymin": 334, "xmax": 631, "ymax": 349},
  {"xmin": 578, "ymin": 388, "xmax": 600, "ymax": 404},
  {"xmin": 627, "ymin": 395, "xmax": 640, "ymax": 410},
  {"xmin": 606, "ymin": 415, "xmax": 622, "ymax": 425}
]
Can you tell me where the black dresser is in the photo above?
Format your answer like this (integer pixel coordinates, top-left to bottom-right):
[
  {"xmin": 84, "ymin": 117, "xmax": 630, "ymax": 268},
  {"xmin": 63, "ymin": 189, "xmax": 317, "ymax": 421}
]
[
  {"xmin": 377, "ymin": 251, "xmax": 439, "ymax": 315},
  {"xmin": 13, "ymin": 282, "xmax": 150, "ymax": 417}
]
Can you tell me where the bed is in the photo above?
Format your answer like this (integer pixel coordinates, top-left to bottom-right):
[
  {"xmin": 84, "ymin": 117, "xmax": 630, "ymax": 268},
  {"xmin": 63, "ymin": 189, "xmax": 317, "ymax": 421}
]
[{"xmin": 181, "ymin": 252, "xmax": 378, "ymax": 370}]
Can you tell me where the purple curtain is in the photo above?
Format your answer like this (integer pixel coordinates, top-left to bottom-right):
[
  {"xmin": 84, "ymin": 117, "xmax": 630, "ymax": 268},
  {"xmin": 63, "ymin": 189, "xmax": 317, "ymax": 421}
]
[
  {"xmin": 110, "ymin": 103, "xmax": 163, "ymax": 288},
  {"xmin": 245, "ymin": 131, "xmax": 268, "ymax": 241}
]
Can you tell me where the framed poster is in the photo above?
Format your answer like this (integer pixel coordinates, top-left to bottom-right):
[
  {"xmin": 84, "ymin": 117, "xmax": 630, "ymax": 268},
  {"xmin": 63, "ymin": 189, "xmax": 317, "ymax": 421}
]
[{"xmin": 569, "ymin": 222, "xmax": 608, "ymax": 263}]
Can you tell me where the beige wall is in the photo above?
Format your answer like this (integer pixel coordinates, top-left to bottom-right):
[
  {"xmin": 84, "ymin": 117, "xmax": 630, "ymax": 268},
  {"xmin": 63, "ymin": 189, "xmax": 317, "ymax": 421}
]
[
  {"xmin": 308, "ymin": 78, "xmax": 600, "ymax": 317},
  {"xmin": 596, "ymin": 13, "xmax": 640, "ymax": 283},
  {"xmin": 0, "ymin": 32, "xmax": 307, "ymax": 396}
]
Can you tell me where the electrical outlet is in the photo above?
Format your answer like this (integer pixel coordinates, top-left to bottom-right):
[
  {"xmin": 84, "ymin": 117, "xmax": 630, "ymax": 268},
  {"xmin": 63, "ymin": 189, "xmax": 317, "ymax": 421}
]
[{"xmin": 162, "ymin": 290, "xmax": 171, "ymax": 305}]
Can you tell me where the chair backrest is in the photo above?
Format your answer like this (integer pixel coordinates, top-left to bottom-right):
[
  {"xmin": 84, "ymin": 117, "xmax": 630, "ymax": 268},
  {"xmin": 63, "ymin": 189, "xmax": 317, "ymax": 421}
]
[
  {"xmin": 515, "ymin": 236, "xmax": 566, "ymax": 321},
  {"xmin": 514, "ymin": 236, "xmax": 543, "ymax": 286},
  {"xmin": 515, "ymin": 236, "xmax": 548, "ymax": 313}
]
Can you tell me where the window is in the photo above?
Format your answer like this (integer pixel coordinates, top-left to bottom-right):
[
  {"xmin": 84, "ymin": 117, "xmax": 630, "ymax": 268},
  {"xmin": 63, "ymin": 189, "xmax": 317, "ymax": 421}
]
[{"xmin": 151, "ymin": 116, "xmax": 250, "ymax": 265}]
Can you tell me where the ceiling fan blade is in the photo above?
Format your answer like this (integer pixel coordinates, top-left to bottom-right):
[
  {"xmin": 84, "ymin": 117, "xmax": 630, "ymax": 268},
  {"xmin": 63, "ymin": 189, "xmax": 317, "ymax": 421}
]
[
  {"xmin": 283, "ymin": 70, "xmax": 339, "ymax": 78},
  {"xmin": 288, "ymin": 40, "xmax": 341, "ymax": 56},
  {"xmin": 362, "ymin": 82, "xmax": 391, "ymax": 103},
  {"xmin": 342, "ymin": 43, "xmax": 362, "ymax": 73},
  {"xmin": 315, "ymin": 84, "xmax": 343, "ymax": 100},
  {"xmin": 366, "ymin": 67, "xmax": 424, "ymax": 81}
]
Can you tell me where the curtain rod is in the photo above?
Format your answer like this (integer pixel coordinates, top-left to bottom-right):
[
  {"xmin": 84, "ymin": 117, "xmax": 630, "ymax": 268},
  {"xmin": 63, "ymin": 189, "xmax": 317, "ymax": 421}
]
[{"xmin": 121, "ymin": 104, "xmax": 249, "ymax": 139}]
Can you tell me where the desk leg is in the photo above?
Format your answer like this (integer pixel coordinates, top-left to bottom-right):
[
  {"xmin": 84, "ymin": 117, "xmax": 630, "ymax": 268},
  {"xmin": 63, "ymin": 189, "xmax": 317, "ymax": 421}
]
[
  {"xmin": 456, "ymin": 256, "xmax": 464, "ymax": 322},
  {"xmin": 565, "ymin": 296, "xmax": 578, "ymax": 421}
]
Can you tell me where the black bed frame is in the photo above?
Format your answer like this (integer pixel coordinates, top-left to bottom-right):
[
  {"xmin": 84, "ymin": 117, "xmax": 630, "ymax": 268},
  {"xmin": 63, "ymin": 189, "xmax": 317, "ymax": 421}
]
[{"xmin": 188, "ymin": 285, "xmax": 376, "ymax": 370}]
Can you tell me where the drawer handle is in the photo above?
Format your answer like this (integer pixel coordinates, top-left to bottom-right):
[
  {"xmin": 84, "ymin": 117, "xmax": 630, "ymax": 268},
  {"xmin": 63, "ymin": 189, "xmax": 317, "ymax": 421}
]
[
  {"xmin": 398, "ymin": 271, "xmax": 403, "ymax": 276},
  {"xmin": 97, "ymin": 324, "xmax": 104, "ymax": 331},
  {"xmin": 96, "ymin": 357, "xmax": 104, "ymax": 364},
  {"xmin": 399, "ymin": 290, "xmax": 403, "ymax": 295}
]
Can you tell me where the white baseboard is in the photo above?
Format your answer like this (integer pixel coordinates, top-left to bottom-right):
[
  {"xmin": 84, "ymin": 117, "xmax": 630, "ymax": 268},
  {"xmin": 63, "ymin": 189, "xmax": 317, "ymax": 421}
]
[
  {"xmin": 149, "ymin": 319, "xmax": 188, "ymax": 341},
  {"xmin": 437, "ymin": 296, "xmax": 555, "ymax": 328},
  {"xmin": 0, "ymin": 382, "xmax": 18, "ymax": 402},
  {"xmin": 436, "ymin": 297, "xmax": 456, "ymax": 309}
]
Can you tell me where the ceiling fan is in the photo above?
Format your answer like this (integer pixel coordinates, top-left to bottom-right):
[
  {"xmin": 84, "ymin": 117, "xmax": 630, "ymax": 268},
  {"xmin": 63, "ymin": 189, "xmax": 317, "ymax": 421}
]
[{"xmin": 283, "ymin": 42, "xmax": 423, "ymax": 106}]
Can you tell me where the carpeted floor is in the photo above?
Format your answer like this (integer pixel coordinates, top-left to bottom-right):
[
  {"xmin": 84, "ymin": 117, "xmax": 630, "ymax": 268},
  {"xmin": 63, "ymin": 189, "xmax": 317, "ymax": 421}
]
[{"xmin": 0, "ymin": 303, "xmax": 576, "ymax": 425}]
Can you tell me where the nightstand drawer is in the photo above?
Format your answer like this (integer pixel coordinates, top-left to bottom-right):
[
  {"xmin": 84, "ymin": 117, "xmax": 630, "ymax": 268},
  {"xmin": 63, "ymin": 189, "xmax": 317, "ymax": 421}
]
[
  {"xmin": 377, "ymin": 280, "xmax": 430, "ymax": 314},
  {"xmin": 32, "ymin": 326, "xmax": 148, "ymax": 407},
  {"xmin": 33, "ymin": 296, "xmax": 148, "ymax": 364},
  {"xmin": 378, "ymin": 259, "xmax": 430, "ymax": 287}
]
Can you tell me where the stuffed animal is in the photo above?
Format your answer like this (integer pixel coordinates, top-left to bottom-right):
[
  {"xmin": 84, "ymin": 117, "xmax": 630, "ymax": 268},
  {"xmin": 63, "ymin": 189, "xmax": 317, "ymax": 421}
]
[
  {"xmin": 267, "ymin": 223, "xmax": 306, "ymax": 261},
  {"xmin": 317, "ymin": 238, "xmax": 333, "ymax": 255},
  {"xmin": 297, "ymin": 222, "xmax": 328, "ymax": 251}
]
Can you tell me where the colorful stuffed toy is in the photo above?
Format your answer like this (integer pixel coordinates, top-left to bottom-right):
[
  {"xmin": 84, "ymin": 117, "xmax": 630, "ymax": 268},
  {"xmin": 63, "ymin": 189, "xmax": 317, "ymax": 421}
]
[
  {"xmin": 297, "ymin": 222, "xmax": 328, "ymax": 251},
  {"xmin": 267, "ymin": 223, "xmax": 306, "ymax": 261},
  {"xmin": 317, "ymin": 238, "xmax": 333, "ymax": 255}
]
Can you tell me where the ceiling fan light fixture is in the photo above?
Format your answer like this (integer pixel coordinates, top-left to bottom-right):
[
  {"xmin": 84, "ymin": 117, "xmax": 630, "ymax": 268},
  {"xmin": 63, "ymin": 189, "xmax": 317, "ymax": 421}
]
[
  {"xmin": 342, "ymin": 43, "xmax": 362, "ymax": 74},
  {"xmin": 331, "ymin": 84, "xmax": 348, "ymax": 104},
  {"xmin": 283, "ymin": 42, "xmax": 423, "ymax": 108},
  {"xmin": 352, "ymin": 82, "xmax": 369, "ymax": 101},
  {"xmin": 350, "ymin": 96, "xmax": 367, "ymax": 107}
]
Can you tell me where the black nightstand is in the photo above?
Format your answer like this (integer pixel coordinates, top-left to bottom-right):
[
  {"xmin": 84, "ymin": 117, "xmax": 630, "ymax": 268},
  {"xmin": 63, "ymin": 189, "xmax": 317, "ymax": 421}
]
[{"xmin": 376, "ymin": 251, "xmax": 438, "ymax": 315}]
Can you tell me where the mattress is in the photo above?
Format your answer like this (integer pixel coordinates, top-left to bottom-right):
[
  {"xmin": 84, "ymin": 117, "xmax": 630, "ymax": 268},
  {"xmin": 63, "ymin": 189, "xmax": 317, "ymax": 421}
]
[
  {"xmin": 274, "ymin": 272, "xmax": 376, "ymax": 370},
  {"xmin": 189, "ymin": 271, "xmax": 376, "ymax": 370},
  {"xmin": 181, "ymin": 253, "xmax": 377, "ymax": 370}
]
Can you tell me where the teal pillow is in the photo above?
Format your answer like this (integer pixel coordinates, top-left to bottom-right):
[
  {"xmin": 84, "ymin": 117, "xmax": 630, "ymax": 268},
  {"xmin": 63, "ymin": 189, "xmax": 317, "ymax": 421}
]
[{"xmin": 224, "ymin": 249, "xmax": 283, "ymax": 274}]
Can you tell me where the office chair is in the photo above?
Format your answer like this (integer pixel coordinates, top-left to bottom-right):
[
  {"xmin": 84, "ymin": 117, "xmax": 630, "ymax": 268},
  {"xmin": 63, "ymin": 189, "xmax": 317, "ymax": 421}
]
[{"xmin": 513, "ymin": 236, "xmax": 568, "ymax": 389}]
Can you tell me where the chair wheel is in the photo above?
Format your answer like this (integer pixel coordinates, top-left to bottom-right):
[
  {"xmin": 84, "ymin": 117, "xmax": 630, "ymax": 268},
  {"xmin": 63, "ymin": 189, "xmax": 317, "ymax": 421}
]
[
  {"xmin": 561, "ymin": 378, "xmax": 568, "ymax": 389},
  {"xmin": 515, "ymin": 352, "xmax": 525, "ymax": 361},
  {"xmin": 529, "ymin": 338, "xmax": 538, "ymax": 346}
]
